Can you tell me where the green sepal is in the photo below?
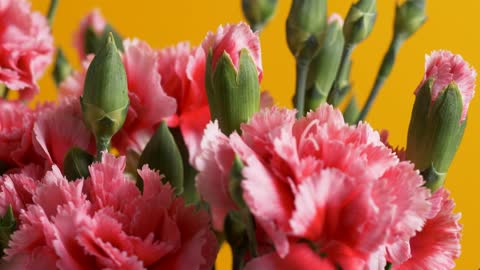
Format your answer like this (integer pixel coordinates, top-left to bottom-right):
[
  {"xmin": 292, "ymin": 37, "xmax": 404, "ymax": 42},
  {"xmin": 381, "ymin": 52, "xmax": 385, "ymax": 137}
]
[
  {"xmin": 170, "ymin": 127, "xmax": 199, "ymax": 205},
  {"xmin": 406, "ymin": 79, "xmax": 433, "ymax": 170},
  {"xmin": 0, "ymin": 206, "xmax": 16, "ymax": 256},
  {"xmin": 305, "ymin": 19, "xmax": 345, "ymax": 111},
  {"xmin": 286, "ymin": 0, "xmax": 327, "ymax": 57},
  {"xmin": 81, "ymin": 33, "xmax": 129, "ymax": 146},
  {"xmin": 344, "ymin": 0, "xmax": 377, "ymax": 45},
  {"xmin": 207, "ymin": 49, "xmax": 260, "ymax": 134},
  {"xmin": 343, "ymin": 96, "xmax": 360, "ymax": 125},
  {"xmin": 242, "ymin": 0, "xmax": 278, "ymax": 32},
  {"xmin": 229, "ymin": 156, "xmax": 246, "ymax": 209},
  {"xmin": 137, "ymin": 122, "xmax": 184, "ymax": 195},
  {"xmin": 100, "ymin": 24, "xmax": 124, "ymax": 52},
  {"xmin": 52, "ymin": 48, "xmax": 72, "ymax": 87},
  {"xmin": 407, "ymin": 82, "xmax": 466, "ymax": 188},
  {"xmin": 63, "ymin": 147, "xmax": 94, "ymax": 181},
  {"xmin": 422, "ymin": 165, "xmax": 447, "ymax": 192},
  {"xmin": 428, "ymin": 84, "xmax": 465, "ymax": 173}
]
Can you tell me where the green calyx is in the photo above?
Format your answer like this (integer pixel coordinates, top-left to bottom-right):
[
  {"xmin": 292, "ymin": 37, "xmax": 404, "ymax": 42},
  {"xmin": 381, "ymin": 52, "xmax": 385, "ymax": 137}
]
[
  {"xmin": 206, "ymin": 49, "xmax": 260, "ymax": 135},
  {"xmin": 395, "ymin": 0, "xmax": 427, "ymax": 39},
  {"xmin": 286, "ymin": 0, "xmax": 327, "ymax": 57},
  {"xmin": 343, "ymin": 0, "xmax": 377, "ymax": 45},
  {"xmin": 407, "ymin": 81, "xmax": 466, "ymax": 191},
  {"xmin": 242, "ymin": 0, "xmax": 278, "ymax": 32},
  {"xmin": 137, "ymin": 122, "xmax": 184, "ymax": 195},
  {"xmin": 81, "ymin": 33, "xmax": 129, "ymax": 149},
  {"xmin": 304, "ymin": 18, "xmax": 345, "ymax": 112}
]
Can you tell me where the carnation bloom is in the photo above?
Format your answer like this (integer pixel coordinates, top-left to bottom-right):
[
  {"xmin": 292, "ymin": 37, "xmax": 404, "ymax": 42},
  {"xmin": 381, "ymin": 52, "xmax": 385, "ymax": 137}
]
[
  {"xmin": 5, "ymin": 154, "xmax": 218, "ymax": 270},
  {"xmin": 0, "ymin": 0, "xmax": 54, "ymax": 99},
  {"xmin": 416, "ymin": 50, "xmax": 476, "ymax": 121},
  {"xmin": 158, "ymin": 43, "xmax": 210, "ymax": 164},
  {"xmin": 244, "ymin": 244, "xmax": 336, "ymax": 270},
  {"xmin": 113, "ymin": 39, "xmax": 177, "ymax": 153},
  {"xmin": 196, "ymin": 104, "xmax": 431, "ymax": 268},
  {"xmin": 73, "ymin": 9, "xmax": 107, "ymax": 60},
  {"xmin": 32, "ymin": 98, "xmax": 95, "ymax": 170},
  {"xmin": 393, "ymin": 189, "xmax": 461, "ymax": 270},
  {"xmin": 0, "ymin": 100, "xmax": 40, "ymax": 167},
  {"xmin": 202, "ymin": 22, "xmax": 263, "ymax": 80}
]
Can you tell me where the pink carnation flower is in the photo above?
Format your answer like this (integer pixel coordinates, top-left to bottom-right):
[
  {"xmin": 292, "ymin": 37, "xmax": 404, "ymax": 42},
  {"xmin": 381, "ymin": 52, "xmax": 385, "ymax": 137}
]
[
  {"xmin": 0, "ymin": 0, "xmax": 54, "ymax": 99},
  {"xmin": 196, "ymin": 104, "xmax": 432, "ymax": 268},
  {"xmin": 393, "ymin": 189, "xmax": 461, "ymax": 270},
  {"xmin": 244, "ymin": 243, "xmax": 336, "ymax": 270},
  {"xmin": 202, "ymin": 22, "xmax": 263, "ymax": 80},
  {"xmin": 5, "ymin": 154, "xmax": 218, "ymax": 270},
  {"xmin": 113, "ymin": 39, "xmax": 177, "ymax": 153},
  {"xmin": 73, "ymin": 9, "xmax": 107, "ymax": 60},
  {"xmin": 0, "ymin": 100, "xmax": 40, "ymax": 167},
  {"xmin": 416, "ymin": 50, "xmax": 477, "ymax": 121},
  {"xmin": 158, "ymin": 43, "xmax": 210, "ymax": 164},
  {"xmin": 32, "ymin": 98, "xmax": 95, "ymax": 170}
]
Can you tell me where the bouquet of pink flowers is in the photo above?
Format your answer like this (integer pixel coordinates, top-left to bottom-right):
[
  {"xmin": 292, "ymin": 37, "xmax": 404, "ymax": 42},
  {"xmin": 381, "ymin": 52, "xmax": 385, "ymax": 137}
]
[{"xmin": 0, "ymin": 0, "xmax": 473, "ymax": 269}]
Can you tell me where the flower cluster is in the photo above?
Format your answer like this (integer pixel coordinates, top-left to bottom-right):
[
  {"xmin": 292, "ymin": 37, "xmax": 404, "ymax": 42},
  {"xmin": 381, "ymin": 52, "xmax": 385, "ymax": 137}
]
[{"xmin": 0, "ymin": 1, "xmax": 474, "ymax": 270}]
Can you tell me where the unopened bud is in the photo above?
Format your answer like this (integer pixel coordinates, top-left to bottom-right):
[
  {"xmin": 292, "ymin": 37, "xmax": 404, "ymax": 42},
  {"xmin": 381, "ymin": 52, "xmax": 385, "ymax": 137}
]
[
  {"xmin": 343, "ymin": 0, "xmax": 377, "ymax": 45},
  {"xmin": 286, "ymin": 0, "xmax": 327, "ymax": 57},
  {"xmin": 81, "ymin": 33, "xmax": 129, "ymax": 152},
  {"xmin": 395, "ymin": 0, "xmax": 426, "ymax": 39},
  {"xmin": 242, "ymin": 0, "xmax": 278, "ymax": 32}
]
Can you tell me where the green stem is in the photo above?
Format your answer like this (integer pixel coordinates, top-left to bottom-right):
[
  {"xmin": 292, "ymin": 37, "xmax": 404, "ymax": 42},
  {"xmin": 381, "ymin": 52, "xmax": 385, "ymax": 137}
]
[
  {"xmin": 47, "ymin": 0, "xmax": 60, "ymax": 27},
  {"xmin": 294, "ymin": 57, "xmax": 310, "ymax": 118},
  {"xmin": 327, "ymin": 43, "xmax": 355, "ymax": 106},
  {"xmin": 232, "ymin": 247, "xmax": 246, "ymax": 270},
  {"xmin": 356, "ymin": 35, "xmax": 405, "ymax": 123},
  {"xmin": 0, "ymin": 85, "xmax": 9, "ymax": 99},
  {"xmin": 385, "ymin": 262, "xmax": 392, "ymax": 270},
  {"xmin": 96, "ymin": 137, "xmax": 111, "ymax": 161},
  {"xmin": 245, "ymin": 211, "xmax": 258, "ymax": 258}
]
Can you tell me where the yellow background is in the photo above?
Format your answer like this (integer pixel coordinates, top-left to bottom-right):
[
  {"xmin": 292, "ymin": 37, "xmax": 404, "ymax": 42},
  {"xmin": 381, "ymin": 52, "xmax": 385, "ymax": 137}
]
[{"xmin": 31, "ymin": 0, "xmax": 479, "ymax": 269}]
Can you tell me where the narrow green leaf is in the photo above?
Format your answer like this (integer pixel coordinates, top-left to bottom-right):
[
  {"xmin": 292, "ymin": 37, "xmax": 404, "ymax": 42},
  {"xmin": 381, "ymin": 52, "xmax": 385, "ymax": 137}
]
[
  {"xmin": 63, "ymin": 147, "xmax": 94, "ymax": 181},
  {"xmin": 0, "ymin": 206, "xmax": 16, "ymax": 256},
  {"xmin": 343, "ymin": 96, "xmax": 360, "ymax": 124}
]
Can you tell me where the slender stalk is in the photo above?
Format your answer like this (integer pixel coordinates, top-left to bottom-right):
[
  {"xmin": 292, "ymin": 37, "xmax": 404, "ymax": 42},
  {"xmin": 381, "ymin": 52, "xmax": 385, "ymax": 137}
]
[
  {"xmin": 327, "ymin": 43, "xmax": 355, "ymax": 106},
  {"xmin": 356, "ymin": 35, "xmax": 405, "ymax": 122},
  {"xmin": 232, "ymin": 247, "xmax": 246, "ymax": 270},
  {"xmin": 294, "ymin": 57, "xmax": 310, "ymax": 118},
  {"xmin": 245, "ymin": 212, "xmax": 258, "ymax": 257},
  {"xmin": 0, "ymin": 85, "xmax": 9, "ymax": 99},
  {"xmin": 95, "ymin": 137, "xmax": 110, "ymax": 161},
  {"xmin": 47, "ymin": 0, "xmax": 60, "ymax": 27}
]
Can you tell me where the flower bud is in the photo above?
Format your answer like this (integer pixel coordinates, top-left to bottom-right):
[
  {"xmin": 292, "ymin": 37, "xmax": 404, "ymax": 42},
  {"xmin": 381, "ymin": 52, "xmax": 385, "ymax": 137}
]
[
  {"xmin": 81, "ymin": 33, "xmax": 129, "ymax": 152},
  {"xmin": 343, "ymin": 0, "xmax": 377, "ymax": 45},
  {"xmin": 304, "ymin": 14, "xmax": 345, "ymax": 111},
  {"xmin": 203, "ymin": 23, "xmax": 261, "ymax": 134},
  {"xmin": 242, "ymin": 0, "xmax": 278, "ymax": 31},
  {"xmin": 407, "ymin": 51, "xmax": 476, "ymax": 191},
  {"xmin": 52, "ymin": 48, "xmax": 73, "ymax": 87},
  {"xmin": 394, "ymin": 0, "xmax": 426, "ymax": 39},
  {"xmin": 286, "ymin": 0, "xmax": 327, "ymax": 57}
]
